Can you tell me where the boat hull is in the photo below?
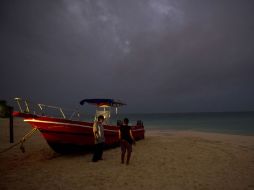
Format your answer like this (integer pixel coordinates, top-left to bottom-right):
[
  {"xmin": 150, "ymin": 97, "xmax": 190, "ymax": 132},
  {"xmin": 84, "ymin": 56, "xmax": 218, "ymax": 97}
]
[{"xmin": 14, "ymin": 112, "xmax": 145, "ymax": 153}]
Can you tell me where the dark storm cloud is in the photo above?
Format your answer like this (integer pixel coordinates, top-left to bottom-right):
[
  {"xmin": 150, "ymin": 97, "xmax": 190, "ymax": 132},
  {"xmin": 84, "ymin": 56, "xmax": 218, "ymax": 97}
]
[{"xmin": 1, "ymin": 0, "xmax": 254, "ymax": 112}]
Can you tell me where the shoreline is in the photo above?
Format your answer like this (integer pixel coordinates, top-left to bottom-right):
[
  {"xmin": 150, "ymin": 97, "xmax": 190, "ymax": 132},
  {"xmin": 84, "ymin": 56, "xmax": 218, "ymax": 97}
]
[
  {"xmin": 1, "ymin": 117, "xmax": 254, "ymax": 149},
  {"xmin": 145, "ymin": 127, "xmax": 254, "ymax": 136},
  {"xmin": 145, "ymin": 129, "xmax": 254, "ymax": 146}
]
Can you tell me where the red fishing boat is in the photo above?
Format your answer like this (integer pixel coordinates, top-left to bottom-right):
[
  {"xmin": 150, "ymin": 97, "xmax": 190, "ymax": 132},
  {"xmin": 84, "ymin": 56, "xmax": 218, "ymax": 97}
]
[{"xmin": 12, "ymin": 98, "xmax": 145, "ymax": 153}]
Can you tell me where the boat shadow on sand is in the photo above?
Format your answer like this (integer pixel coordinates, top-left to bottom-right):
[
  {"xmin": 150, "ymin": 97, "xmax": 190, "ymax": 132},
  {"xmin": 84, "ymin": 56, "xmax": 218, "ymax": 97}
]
[{"xmin": 47, "ymin": 142, "xmax": 120, "ymax": 155}]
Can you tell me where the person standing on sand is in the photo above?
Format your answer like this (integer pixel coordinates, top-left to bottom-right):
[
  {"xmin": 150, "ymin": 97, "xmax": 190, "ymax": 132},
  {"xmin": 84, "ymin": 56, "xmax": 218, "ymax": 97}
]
[
  {"xmin": 92, "ymin": 115, "xmax": 105, "ymax": 162},
  {"xmin": 119, "ymin": 118, "xmax": 135, "ymax": 165}
]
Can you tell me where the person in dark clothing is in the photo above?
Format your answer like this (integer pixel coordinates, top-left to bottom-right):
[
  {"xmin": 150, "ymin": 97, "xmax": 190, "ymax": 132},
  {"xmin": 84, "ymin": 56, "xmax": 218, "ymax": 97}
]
[
  {"xmin": 119, "ymin": 118, "xmax": 135, "ymax": 165},
  {"xmin": 92, "ymin": 115, "xmax": 105, "ymax": 162}
]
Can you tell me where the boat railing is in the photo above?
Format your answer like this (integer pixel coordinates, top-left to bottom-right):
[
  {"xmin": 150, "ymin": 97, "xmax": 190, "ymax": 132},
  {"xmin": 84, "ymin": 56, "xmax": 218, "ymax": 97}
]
[{"xmin": 14, "ymin": 97, "xmax": 80, "ymax": 120}]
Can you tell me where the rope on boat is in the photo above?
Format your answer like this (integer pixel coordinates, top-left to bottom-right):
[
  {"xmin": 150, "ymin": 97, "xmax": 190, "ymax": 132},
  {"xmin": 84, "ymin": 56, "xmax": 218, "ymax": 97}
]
[{"xmin": 0, "ymin": 128, "xmax": 38, "ymax": 154}]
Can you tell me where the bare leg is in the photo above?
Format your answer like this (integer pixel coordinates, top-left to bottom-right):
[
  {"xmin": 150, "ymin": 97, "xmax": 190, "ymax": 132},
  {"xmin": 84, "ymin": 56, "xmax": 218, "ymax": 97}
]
[
  {"xmin": 126, "ymin": 151, "xmax": 131, "ymax": 165},
  {"xmin": 121, "ymin": 149, "xmax": 126, "ymax": 164}
]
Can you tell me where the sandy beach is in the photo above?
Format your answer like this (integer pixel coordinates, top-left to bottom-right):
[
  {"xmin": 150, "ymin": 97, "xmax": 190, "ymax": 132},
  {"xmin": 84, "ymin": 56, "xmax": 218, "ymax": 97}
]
[{"xmin": 1, "ymin": 118, "xmax": 254, "ymax": 190}]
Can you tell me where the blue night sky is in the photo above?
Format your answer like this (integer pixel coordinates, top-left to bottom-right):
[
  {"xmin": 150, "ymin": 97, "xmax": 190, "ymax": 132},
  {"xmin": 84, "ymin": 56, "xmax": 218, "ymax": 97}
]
[{"xmin": 1, "ymin": 0, "xmax": 254, "ymax": 113}]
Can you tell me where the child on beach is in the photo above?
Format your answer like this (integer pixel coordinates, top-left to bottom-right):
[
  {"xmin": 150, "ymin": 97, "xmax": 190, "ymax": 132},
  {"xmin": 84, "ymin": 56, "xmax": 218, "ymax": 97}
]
[
  {"xmin": 92, "ymin": 115, "xmax": 105, "ymax": 162},
  {"xmin": 119, "ymin": 118, "xmax": 135, "ymax": 165}
]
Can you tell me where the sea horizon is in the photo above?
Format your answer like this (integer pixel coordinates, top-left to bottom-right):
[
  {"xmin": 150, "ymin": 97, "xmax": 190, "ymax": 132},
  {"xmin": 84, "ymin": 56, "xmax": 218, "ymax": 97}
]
[
  {"xmin": 110, "ymin": 111, "xmax": 254, "ymax": 136},
  {"xmin": 3, "ymin": 110, "xmax": 253, "ymax": 136}
]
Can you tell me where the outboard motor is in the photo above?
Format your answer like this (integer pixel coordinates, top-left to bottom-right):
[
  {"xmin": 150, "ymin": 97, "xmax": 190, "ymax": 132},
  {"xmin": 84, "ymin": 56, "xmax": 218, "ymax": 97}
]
[{"xmin": 137, "ymin": 120, "xmax": 143, "ymax": 127}]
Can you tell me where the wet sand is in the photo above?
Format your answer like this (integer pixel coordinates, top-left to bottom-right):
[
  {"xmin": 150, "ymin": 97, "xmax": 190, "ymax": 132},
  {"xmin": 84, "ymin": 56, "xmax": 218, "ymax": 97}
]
[{"xmin": 1, "ymin": 118, "xmax": 254, "ymax": 190}]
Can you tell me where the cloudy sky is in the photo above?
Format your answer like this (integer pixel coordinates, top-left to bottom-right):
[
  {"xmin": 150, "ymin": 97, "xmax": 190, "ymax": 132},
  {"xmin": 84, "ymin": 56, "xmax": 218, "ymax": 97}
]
[{"xmin": 1, "ymin": 0, "xmax": 254, "ymax": 113}]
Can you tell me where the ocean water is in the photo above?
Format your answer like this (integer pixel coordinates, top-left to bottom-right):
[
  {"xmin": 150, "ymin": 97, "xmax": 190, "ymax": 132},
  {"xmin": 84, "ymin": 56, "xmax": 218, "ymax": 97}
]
[{"xmin": 111, "ymin": 112, "xmax": 254, "ymax": 136}]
